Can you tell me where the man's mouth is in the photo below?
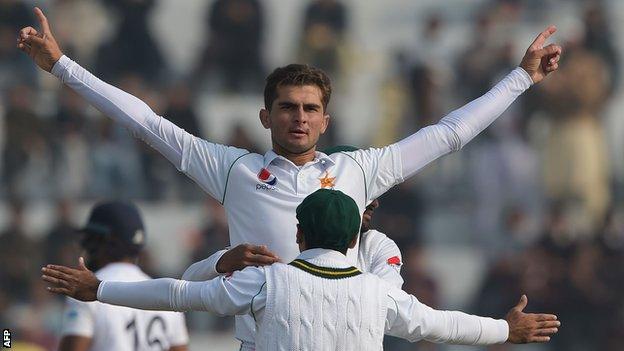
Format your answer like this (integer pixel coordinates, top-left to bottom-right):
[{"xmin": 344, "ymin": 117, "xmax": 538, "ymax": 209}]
[{"xmin": 289, "ymin": 129, "xmax": 308, "ymax": 136}]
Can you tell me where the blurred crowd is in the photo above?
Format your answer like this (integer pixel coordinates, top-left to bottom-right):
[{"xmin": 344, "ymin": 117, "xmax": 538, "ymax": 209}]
[{"xmin": 1, "ymin": 0, "xmax": 623, "ymax": 350}]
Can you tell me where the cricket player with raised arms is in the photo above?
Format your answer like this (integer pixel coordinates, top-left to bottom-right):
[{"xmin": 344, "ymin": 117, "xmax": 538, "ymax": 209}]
[{"xmin": 18, "ymin": 6, "xmax": 561, "ymax": 349}]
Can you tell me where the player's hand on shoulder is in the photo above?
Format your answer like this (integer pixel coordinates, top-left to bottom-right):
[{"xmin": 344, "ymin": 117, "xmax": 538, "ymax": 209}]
[
  {"xmin": 519, "ymin": 25, "xmax": 562, "ymax": 84},
  {"xmin": 42, "ymin": 257, "xmax": 101, "ymax": 302},
  {"xmin": 216, "ymin": 243, "xmax": 280, "ymax": 274},
  {"xmin": 16, "ymin": 7, "xmax": 63, "ymax": 72},
  {"xmin": 505, "ymin": 295, "xmax": 560, "ymax": 344}
]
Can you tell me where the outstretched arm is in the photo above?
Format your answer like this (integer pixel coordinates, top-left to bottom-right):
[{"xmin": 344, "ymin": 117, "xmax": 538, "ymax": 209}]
[
  {"xmin": 386, "ymin": 289, "xmax": 560, "ymax": 345},
  {"xmin": 17, "ymin": 7, "xmax": 247, "ymax": 200},
  {"xmin": 41, "ymin": 258, "xmax": 267, "ymax": 316},
  {"xmin": 398, "ymin": 26, "xmax": 562, "ymax": 179}
]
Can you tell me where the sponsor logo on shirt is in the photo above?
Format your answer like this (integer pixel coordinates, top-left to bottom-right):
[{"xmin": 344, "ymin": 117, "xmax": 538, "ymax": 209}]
[
  {"xmin": 258, "ymin": 168, "xmax": 277, "ymax": 186},
  {"xmin": 256, "ymin": 183, "xmax": 278, "ymax": 191},
  {"xmin": 387, "ymin": 256, "xmax": 401, "ymax": 266}
]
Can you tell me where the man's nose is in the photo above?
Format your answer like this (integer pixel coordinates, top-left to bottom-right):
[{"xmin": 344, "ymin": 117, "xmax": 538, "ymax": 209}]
[{"xmin": 293, "ymin": 106, "xmax": 307, "ymax": 123}]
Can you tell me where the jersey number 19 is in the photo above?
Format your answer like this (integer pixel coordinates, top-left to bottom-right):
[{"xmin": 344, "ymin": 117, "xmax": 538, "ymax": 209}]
[{"xmin": 126, "ymin": 315, "xmax": 167, "ymax": 351}]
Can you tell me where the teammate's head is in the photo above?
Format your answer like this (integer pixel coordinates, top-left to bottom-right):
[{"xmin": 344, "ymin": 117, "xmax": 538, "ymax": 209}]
[
  {"xmin": 79, "ymin": 201, "xmax": 146, "ymax": 270},
  {"xmin": 295, "ymin": 189, "xmax": 360, "ymax": 254},
  {"xmin": 259, "ymin": 64, "xmax": 331, "ymax": 156},
  {"xmin": 324, "ymin": 145, "xmax": 379, "ymax": 234},
  {"xmin": 361, "ymin": 199, "xmax": 379, "ymax": 233}
]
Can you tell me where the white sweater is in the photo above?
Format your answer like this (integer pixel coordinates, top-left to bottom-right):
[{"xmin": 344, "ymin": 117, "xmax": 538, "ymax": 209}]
[{"xmin": 98, "ymin": 249, "xmax": 509, "ymax": 351}]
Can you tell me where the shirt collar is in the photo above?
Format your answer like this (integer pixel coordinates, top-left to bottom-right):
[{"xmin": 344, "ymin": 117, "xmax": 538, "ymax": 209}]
[
  {"xmin": 263, "ymin": 149, "xmax": 335, "ymax": 169},
  {"xmin": 295, "ymin": 248, "xmax": 352, "ymax": 268}
]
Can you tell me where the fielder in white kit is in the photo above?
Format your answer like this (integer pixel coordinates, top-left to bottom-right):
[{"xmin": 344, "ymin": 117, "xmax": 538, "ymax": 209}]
[
  {"xmin": 43, "ymin": 189, "xmax": 560, "ymax": 351},
  {"xmin": 19, "ymin": 7, "xmax": 562, "ymax": 349},
  {"xmin": 58, "ymin": 201, "xmax": 188, "ymax": 351}
]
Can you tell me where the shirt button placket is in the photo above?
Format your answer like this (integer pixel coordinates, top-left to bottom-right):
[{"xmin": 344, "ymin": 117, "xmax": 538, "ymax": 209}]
[{"xmin": 296, "ymin": 170, "xmax": 304, "ymax": 195}]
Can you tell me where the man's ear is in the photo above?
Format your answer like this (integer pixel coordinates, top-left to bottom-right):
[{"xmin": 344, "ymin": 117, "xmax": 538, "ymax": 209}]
[
  {"xmin": 348, "ymin": 234, "xmax": 358, "ymax": 249},
  {"xmin": 319, "ymin": 114, "xmax": 330, "ymax": 134},
  {"xmin": 296, "ymin": 225, "xmax": 303, "ymax": 244},
  {"xmin": 259, "ymin": 108, "xmax": 271, "ymax": 129}
]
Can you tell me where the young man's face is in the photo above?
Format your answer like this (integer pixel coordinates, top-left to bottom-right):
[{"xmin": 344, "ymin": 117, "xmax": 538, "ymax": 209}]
[{"xmin": 261, "ymin": 84, "xmax": 329, "ymax": 155}]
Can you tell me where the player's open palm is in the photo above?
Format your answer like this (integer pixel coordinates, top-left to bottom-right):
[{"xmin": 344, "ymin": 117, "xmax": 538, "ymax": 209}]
[
  {"xmin": 42, "ymin": 257, "xmax": 101, "ymax": 302},
  {"xmin": 505, "ymin": 295, "xmax": 560, "ymax": 343},
  {"xmin": 16, "ymin": 7, "xmax": 63, "ymax": 72},
  {"xmin": 519, "ymin": 25, "xmax": 562, "ymax": 84}
]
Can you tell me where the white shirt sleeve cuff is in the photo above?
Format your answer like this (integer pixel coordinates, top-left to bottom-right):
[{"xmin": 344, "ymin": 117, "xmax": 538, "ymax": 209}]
[
  {"xmin": 485, "ymin": 319, "xmax": 510, "ymax": 344},
  {"xmin": 514, "ymin": 66, "xmax": 534, "ymax": 87},
  {"xmin": 51, "ymin": 55, "xmax": 72, "ymax": 79},
  {"xmin": 96, "ymin": 280, "xmax": 106, "ymax": 301}
]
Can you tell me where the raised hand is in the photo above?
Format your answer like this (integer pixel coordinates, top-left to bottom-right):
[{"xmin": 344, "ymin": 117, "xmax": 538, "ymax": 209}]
[
  {"xmin": 216, "ymin": 243, "xmax": 280, "ymax": 273},
  {"xmin": 519, "ymin": 25, "xmax": 562, "ymax": 84},
  {"xmin": 16, "ymin": 7, "xmax": 63, "ymax": 72},
  {"xmin": 505, "ymin": 295, "xmax": 560, "ymax": 343},
  {"xmin": 42, "ymin": 257, "xmax": 101, "ymax": 302}
]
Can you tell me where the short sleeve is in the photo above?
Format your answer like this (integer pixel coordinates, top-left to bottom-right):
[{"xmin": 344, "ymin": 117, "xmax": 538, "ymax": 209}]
[
  {"xmin": 166, "ymin": 312, "xmax": 189, "ymax": 347},
  {"xmin": 346, "ymin": 144, "xmax": 403, "ymax": 202},
  {"xmin": 60, "ymin": 297, "xmax": 95, "ymax": 337},
  {"xmin": 180, "ymin": 140, "xmax": 249, "ymax": 202}
]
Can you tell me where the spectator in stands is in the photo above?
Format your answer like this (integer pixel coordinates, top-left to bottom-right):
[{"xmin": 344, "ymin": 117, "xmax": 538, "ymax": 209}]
[
  {"xmin": 582, "ymin": 2, "xmax": 619, "ymax": 96},
  {"xmin": 164, "ymin": 83, "xmax": 203, "ymax": 139},
  {"xmin": 540, "ymin": 48, "xmax": 610, "ymax": 230},
  {"xmin": 226, "ymin": 122, "xmax": 261, "ymax": 154},
  {"xmin": 299, "ymin": 0, "xmax": 348, "ymax": 78},
  {"xmin": 43, "ymin": 199, "xmax": 79, "ymax": 267},
  {"xmin": 186, "ymin": 198, "xmax": 233, "ymax": 331},
  {"xmin": 51, "ymin": 88, "xmax": 90, "ymax": 199},
  {"xmin": 95, "ymin": 0, "xmax": 166, "ymax": 83},
  {"xmin": 0, "ymin": 0, "xmax": 37, "ymax": 89},
  {"xmin": 0, "ymin": 199, "xmax": 41, "ymax": 302},
  {"xmin": 2, "ymin": 85, "xmax": 50, "ymax": 199},
  {"xmin": 48, "ymin": 0, "xmax": 109, "ymax": 65},
  {"xmin": 195, "ymin": 0, "xmax": 265, "ymax": 93}
]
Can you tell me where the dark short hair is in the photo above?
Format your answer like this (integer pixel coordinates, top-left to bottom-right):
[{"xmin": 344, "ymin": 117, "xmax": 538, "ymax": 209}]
[{"xmin": 264, "ymin": 64, "xmax": 332, "ymax": 112}]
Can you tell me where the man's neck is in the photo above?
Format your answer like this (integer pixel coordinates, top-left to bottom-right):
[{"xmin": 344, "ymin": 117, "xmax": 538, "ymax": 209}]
[{"xmin": 272, "ymin": 144, "xmax": 317, "ymax": 166}]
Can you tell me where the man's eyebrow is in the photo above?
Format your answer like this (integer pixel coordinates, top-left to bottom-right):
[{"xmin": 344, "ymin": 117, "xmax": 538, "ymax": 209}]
[
  {"xmin": 303, "ymin": 103, "xmax": 321, "ymax": 109},
  {"xmin": 277, "ymin": 101, "xmax": 297, "ymax": 107}
]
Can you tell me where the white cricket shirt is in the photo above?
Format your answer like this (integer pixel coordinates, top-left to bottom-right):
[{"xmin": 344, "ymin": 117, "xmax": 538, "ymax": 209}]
[
  {"xmin": 60, "ymin": 262, "xmax": 188, "ymax": 351},
  {"xmin": 52, "ymin": 55, "xmax": 532, "ymax": 345}
]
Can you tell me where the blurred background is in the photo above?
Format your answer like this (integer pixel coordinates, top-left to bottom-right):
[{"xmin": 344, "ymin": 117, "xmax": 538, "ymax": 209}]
[{"xmin": 1, "ymin": 0, "xmax": 624, "ymax": 350}]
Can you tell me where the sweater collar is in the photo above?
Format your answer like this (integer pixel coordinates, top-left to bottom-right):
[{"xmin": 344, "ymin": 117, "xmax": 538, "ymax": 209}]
[{"xmin": 295, "ymin": 248, "xmax": 352, "ymax": 268}]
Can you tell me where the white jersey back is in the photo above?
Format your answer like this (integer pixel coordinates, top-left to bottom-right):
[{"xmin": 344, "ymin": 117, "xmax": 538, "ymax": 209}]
[
  {"xmin": 256, "ymin": 262, "xmax": 388, "ymax": 351},
  {"xmin": 60, "ymin": 262, "xmax": 188, "ymax": 351}
]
